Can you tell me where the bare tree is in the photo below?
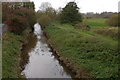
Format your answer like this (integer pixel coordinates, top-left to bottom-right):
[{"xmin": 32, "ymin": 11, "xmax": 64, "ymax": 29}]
[{"xmin": 39, "ymin": 2, "xmax": 52, "ymax": 12}]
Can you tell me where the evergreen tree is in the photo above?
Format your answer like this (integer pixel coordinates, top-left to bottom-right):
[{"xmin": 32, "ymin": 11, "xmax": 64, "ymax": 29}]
[{"xmin": 60, "ymin": 2, "xmax": 82, "ymax": 24}]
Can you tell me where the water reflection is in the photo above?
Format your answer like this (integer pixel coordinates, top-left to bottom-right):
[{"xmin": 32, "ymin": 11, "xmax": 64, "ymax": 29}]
[{"xmin": 22, "ymin": 23, "xmax": 72, "ymax": 78}]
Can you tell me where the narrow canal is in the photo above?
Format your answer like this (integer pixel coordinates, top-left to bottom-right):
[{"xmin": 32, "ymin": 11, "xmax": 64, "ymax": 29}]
[{"xmin": 21, "ymin": 23, "xmax": 73, "ymax": 79}]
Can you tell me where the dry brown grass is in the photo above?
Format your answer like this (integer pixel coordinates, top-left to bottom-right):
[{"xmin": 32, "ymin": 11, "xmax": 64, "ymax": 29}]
[{"xmin": 92, "ymin": 27, "xmax": 119, "ymax": 39}]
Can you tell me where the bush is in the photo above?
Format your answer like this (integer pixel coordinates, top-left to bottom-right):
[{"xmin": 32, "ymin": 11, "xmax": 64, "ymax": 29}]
[
  {"xmin": 37, "ymin": 14, "xmax": 51, "ymax": 28},
  {"xmin": 14, "ymin": 8, "xmax": 36, "ymax": 30},
  {"xmin": 5, "ymin": 14, "xmax": 29, "ymax": 35},
  {"xmin": 2, "ymin": 2, "xmax": 37, "ymax": 34},
  {"xmin": 107, "ymin": 14, "xmax": 120, "ymax": 27},
  {"xmin": 2, "ymin": 3, "xmax": 13, "ymax": 23},
  {"xmin": 37, "ymin": 4, "xmax": 56, "ymax": 28}
]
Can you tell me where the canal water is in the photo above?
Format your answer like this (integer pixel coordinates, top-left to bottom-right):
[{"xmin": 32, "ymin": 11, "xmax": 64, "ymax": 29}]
[{"xmin": 21, "ymin": 23, "xmax": 72, "ymax": 79}]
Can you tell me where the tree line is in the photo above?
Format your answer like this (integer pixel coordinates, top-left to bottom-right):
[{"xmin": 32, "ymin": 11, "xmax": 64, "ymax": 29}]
[
  {"xmin": 37, "ymin": 1, "xmax": 119, "ymax": 28},
  {"xmin": 3, "ymin": 1, "xmax": 119, "ymax": 35},
  {"xmin": 36, "ymin": 2, "xmax": 82, "ymax": 28}
]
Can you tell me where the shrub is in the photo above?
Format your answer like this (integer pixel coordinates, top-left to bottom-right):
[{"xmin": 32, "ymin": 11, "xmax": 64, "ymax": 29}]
[
  {"xmin": 37, "ymin": 2, "xmax": 56, "ymax": 28},
  {"xmin": 2, "ymin": 2, "xmax": 37, "ymax": 34},
  {"xmin": 107, "ymin": 14, "xmax": 120, "ymax": 27},
  {"xmin": 37, "ymin": 14, "xmax": 51, "ymax": 28},
  {"xmin": 2, "ymin": 3, "xmax": 13, "ymax": 23},
  {"xmin": 5, "ymin": 14, "xmax": 29, "ymax": 35},
  {"xmin": 13, "ymin": 8, "xmax": 36, "ymax": 30}
]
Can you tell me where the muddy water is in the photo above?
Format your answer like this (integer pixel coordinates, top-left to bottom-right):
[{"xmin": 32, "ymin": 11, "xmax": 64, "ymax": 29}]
[{"xmin": 21, "ymin": 23, "xmax": 72, "ymax": 79}]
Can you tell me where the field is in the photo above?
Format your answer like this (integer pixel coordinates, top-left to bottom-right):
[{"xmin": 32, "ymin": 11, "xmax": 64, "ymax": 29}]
[
  {"xmin": 83, "ymin": 18, "xmax": 108, "ymax": 28},
  {"xmin": 44, "ymin": 20, "xmax": 118, "ymax": 78},
  {"xmin": 82, "ymin": 18, "xmax": 119, "ymax": 39}
]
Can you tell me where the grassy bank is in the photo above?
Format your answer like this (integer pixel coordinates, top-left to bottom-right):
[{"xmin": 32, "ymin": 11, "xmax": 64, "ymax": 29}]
[
  {"xmin": 2, "ymin": 27, "xmax": 32, "ymax": 78},
  {"xmin": 0, "ymin": 40, "xmax": 2, "ymax": 78},
  {"xmin": 44, "ymin": 22, "xmax": 118, "ymax": 78},
  {"xmin": 2, "ymin": 32, "xmax": 23, "ymax": 78}
]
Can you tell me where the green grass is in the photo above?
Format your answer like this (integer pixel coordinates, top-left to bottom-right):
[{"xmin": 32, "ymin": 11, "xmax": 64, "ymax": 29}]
[
  {"xmin": 82, "ymin": 18, "xmax": 119, "ymax": 40},
  {"xmin": 83, "ymin": 18, "xmax": 108, "ymax": 28},
  {"xmin": 44, "ymin": 22, "xmax": 118, "ymax": 78},
  {"xmin": 0, "ymin": 41, "xmax": 2, "ymax": 78},
  {"xmin": 2, "ymin": 32, "xmax": 23, "ymax": 78},
  {"xmin": 2, "ymin": 27, "xmax": 32, "ymax": 78}
]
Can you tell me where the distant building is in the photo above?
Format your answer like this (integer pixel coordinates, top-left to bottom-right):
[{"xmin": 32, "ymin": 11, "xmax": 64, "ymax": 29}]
[
  {"xmin": 86, "ymin": 12, "xmax": 94, "ymax": 19},
  {"xmin": 100, "ymin": 12, "xmax": 113, "ymax": 18}
]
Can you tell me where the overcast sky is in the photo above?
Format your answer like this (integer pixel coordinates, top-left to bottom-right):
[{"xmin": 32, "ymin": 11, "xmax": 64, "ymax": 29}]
[{"xmin": 31, "ymin": 0, "xmax": 119, "ymax": 13}]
